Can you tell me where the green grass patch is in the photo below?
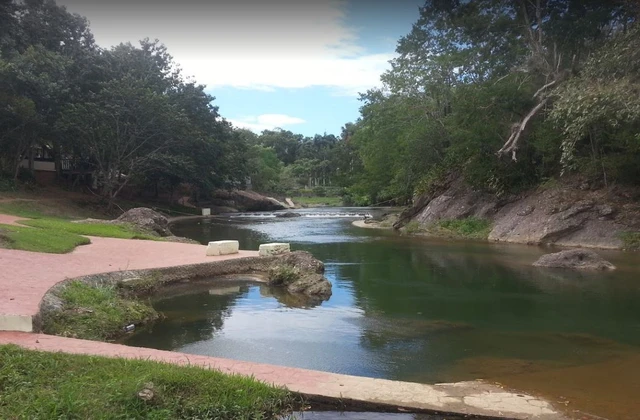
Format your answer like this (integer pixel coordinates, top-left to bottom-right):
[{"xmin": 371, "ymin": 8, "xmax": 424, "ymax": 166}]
[
  {"xmin": 42, "ymin": 281, "xmax": 160, "ymax": 341},
  {"xmin": 21, "ymin": 218, "xmax": 159, "ymax": 240},
  {"xmin": 291, "ymin": 196, "xmax": 343, "ymax": 207},
  {"xmin": 619, "ymin": 231, "xmax": 640, "ymax": 250},
  {"xmin": 0, "ymin": 345, "xmax": 296, "ymax": 419},
  {"xmin": 402, "ymin": 220, "xmax": 424, "ymax": 235},
  {"xmin": 0, "ymin": 224, "xmax": 90, "ymax": 253},
  {"xmin": 433, "ymin": 217, "xmax": 492, "ymax": 240},
  {"xmin": 268, "ymin": 265, "xmax": 301, "ymax": 286}
]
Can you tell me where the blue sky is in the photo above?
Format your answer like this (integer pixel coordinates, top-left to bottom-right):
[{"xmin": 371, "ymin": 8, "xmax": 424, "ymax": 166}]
[{"xmin": 61, "ymin": 0, "xmax": 423, "ymax": 137}]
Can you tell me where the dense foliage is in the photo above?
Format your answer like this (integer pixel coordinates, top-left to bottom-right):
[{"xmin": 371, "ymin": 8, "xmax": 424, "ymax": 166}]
[
  {"xmin": 345, "ymin": 0, "xmax": 640, "ymax": 204},
  {"xmin": 0, "ymin": 0, "xmax": 245, "ymax": 206},
  {"xmin": 2, "ymin": 0, "xmax": 638, "ymax": 208}
]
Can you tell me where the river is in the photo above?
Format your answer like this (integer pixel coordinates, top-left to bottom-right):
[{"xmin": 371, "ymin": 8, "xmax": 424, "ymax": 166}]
[{"xmin": 124, "ymin": 207, "xmax": 640, "ymax": 420}]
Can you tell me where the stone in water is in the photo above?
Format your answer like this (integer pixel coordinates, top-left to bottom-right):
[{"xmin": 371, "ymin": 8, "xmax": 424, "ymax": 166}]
[
  {"xmin": 206, "ymin": 240, "xmax": 239, "ymax": 256},
  {"xmin": 259, "ymin": 243, "xmax": 290, "ymax": 256}
]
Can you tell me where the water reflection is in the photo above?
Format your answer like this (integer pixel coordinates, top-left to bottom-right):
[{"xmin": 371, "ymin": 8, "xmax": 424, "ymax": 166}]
[{"xmin": 126, "ymin": 209, "xmax": 640, "ymax": 419}]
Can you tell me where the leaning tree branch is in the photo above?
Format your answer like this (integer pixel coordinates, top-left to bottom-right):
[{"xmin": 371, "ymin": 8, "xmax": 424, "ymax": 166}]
[{"xmin": 497, "ymin": 97, "xmax": 549, "ymax": 161}]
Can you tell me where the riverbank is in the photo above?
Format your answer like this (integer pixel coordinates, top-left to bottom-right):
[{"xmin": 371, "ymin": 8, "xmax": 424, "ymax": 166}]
[
  {"xmin": 0, "ymin": 332, "xmax": 568, "ymax": 419},
  {"xmin": 371, "ymin": 177, "xmax": 640, "ymax": 250},
  {"xmin": 0, "ymin": 228, "xmax": 570, "ymax": 419},
  {"xmin": 0, "ymin": 344, "xmax": 295, "ymax": 419}
]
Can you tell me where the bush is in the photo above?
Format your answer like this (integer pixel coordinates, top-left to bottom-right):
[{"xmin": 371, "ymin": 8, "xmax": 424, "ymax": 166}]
[
  {"xmin": 0, "ymin": 174, "xmax": 17, "ymax": 192},
  {"xmin": 312, "ymin": 186, "xmax": 326, "ymax": 196},
  {"xmin": 620, "ymin": 231, "xmax": 640, "ymax": 251},
  {"xmin": 435, "ymin": 217, "xmax": 492, "ymax": 239},
  {"xmin": 268, "ymin": 265, "xmax": 300, "ymax": 286}
]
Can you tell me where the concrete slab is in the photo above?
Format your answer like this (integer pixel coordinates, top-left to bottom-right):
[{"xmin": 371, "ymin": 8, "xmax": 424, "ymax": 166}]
[
  {"xmin": 206, "ymin": 240, "xmax": 239, "ymax": 256},
  {"xmin": 259, "ymin": 243, "xmax": 291, "ymax": 256}
]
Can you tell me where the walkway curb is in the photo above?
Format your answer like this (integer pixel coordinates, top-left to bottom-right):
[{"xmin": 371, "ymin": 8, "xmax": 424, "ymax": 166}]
[{"xmin": 0, "ymin": 332, "xmax": 568, "ymax": 420}]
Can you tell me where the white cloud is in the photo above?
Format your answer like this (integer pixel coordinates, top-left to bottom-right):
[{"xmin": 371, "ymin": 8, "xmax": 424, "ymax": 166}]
[
  {"xmin": 229, "ymin": 114, "xmax": 306, "ymax": 133},
  {"xmin": 60, "ymin": 0, "xmax": 392, "ymax": 95}
]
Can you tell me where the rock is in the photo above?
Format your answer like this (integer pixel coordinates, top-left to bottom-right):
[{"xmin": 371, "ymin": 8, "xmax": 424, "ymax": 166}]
[
  {"xmin": 288, "ymin": 273, "xmax": 332, "ymax": 296},
  {"xmin": 210, "ymin": 190, "xmax": 285, "ymax": 212},
  {"xmin": 163, "ymin": 236, "xmax": 200, "ymax": 244},
  {"xmin": 275, "ymin": 212, "xmax": 301, "ymax": 218},
  {"xmin": 266, "ymin": 251, "xmax": 331, "ymax": 299},
  {"xmin": 517, "ymin": 205, "xmax": 535, "ymax": 217},
  {"xmin": 206, "ymin": 240, "xmax": 239, "ymax": 256},
  {"xmin": 533, "ymin": 249, "xmax": 616, "ymax": 270},
  {"xmin": 598, "ymin": 204, "xmax": 615, "ymax": 218},
  {"xmin": 137, "ymin": 382, "xmax": 155, "ymax": 402},
  {"xmin": 285, "ymin": 198, "xmax": 295, "ymax": 208},
  {"xmin": 259, "ymin": 243, "xmax": 290, "ymax": 256},
  {"xmin": 116, "ymin": 208, "xmax": 172, "ymax": 236}
]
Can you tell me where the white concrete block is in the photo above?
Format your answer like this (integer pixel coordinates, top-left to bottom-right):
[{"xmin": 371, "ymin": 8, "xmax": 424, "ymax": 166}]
[
  {"xmin": 202, "ymin": 208, "xmax": 211, "ymax": 216},
  {"xmin": 206, "ymin": 240, "xmax": 239, "ymax": 256},
  {"xmin": 259, "ymin": 243, "xmax": 291, "ymax": 256},
  {"xmin": 0, "ymin": 314, "xmax": 33, "ymax": 332}
]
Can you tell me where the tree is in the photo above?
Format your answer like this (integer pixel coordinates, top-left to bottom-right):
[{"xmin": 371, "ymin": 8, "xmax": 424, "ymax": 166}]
[{"xmin": 57, "ymin": 76, "xmax": 187, "ymax": 205}]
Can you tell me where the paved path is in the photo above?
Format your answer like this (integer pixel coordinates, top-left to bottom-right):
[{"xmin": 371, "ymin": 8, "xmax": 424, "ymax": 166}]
[
  {"xmin": 0, "ymin": 331, "xmax": 567, "ymax": 420},
  {"xmin": 0, "ymin": 213, "xmax": 27, "ymax": 225},
  {"xmin": 0, "ymin": 235, "xmax": 257, "ymax": 331}
]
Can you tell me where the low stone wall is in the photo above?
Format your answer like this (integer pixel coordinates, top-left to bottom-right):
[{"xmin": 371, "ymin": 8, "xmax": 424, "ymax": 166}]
[{"xmin": 36, "ymin": 251, "xmax": 332, "ymax": 332}]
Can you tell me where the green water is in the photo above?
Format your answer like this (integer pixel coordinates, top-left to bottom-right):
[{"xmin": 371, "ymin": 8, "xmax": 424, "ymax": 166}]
[{"xmin": 124, "ymin": 208, "xmax": 640, "ymax": 405}]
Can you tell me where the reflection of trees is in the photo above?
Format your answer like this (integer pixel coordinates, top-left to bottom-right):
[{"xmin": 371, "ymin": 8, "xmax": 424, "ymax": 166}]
[
  {"xmin": 318, "ymin": 236, "xmax": 640, "ymax": 381},
  {"xmin": 124, "ymin": 283, "xmax": 249, "ymax": 350}
]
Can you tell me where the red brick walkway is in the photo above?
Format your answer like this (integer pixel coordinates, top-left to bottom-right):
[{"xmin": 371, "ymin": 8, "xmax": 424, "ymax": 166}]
[{"xmin": 0, "ymin": 235, "xmax": 257, "ymax": 330}]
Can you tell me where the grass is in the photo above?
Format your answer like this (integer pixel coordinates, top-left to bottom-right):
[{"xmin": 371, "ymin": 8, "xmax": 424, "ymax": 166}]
[
  {"xmin": 619, "ymin": 231, "xmax": 640, "ymax": 250},
  {"xmin": 42, "ymin": 281, "xmax": 160, "ymax": 341},
  {"xmin": 0, "ymin": 200, "xmax": 161, "ymax": 253},
  {"xmin": 291, "ymin": 196, "xmax": 343, "ymax": 207},
  {"xmin": 402, "ymin": 220, "xmax": 423, "ymax": 235},
  {"xmin": 268, "ymin": 265, "xmax": 301, "ymax": 286},
  {"xmin": 0, "ymin": 224, "xmax": 90, "ymax": 253},
  {"xmin": 433, "ymin": 217, "xmax": 492, "ymax": 240},
  {"xmin": 402, "ymin": 217, "xmax": 492, "ymax": 240},
  {"xmin": 21, "ymin": 218, "xmax": 159, "ymax": 240},
  {"xmin": 0, "ymin": 199, "xmax": 103, "ymax": 220},
  {"xmin": 0, "ymin": 345, "xmax": 296, "ymax": 419}
]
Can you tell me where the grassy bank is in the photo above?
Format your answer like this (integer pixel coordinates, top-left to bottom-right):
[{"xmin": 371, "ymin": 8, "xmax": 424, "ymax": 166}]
[
  {"xmin": 403, "ymin": 217, "xmax": 492, "ymax": 240},
  {"xmin": 292, "ymin": 196, "xmax": 342, "ymax": 207},
  {"xmin": 0, "ymin": 200, "xmax": 160, "ymax": 253},
  {"xmin": 0, "ymin": 345, "xmax": 296, "ymax": 419},
  {"xmin": 42, "ymin": 281, "xmax": 160, "ymax": 341}
]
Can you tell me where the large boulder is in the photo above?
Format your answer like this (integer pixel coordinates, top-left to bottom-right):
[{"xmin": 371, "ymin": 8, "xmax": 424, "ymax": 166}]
[
  {"xmin": 116, "ymin": 208, "xmax": 172, "ymax": 237},
  {"xmin": 266, "ymin": 251, "xmax": 331, "ymax": 300},
  {"xmin": 210, "ymin": 190, "xmax": 285, "ymax": 212},
  {"xmin": 533, "ymin": 249, "xmax": 616, "ymax": 270}
]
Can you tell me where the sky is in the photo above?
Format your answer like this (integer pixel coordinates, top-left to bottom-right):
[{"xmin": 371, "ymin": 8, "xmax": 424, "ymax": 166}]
[{"xmin": 59, "ymin": 0, "xmax": 423, "ymax": 137}]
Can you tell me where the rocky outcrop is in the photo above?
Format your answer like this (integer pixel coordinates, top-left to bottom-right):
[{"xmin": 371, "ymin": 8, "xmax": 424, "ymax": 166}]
[
  {"xmin": 116, "ymin": 207, "xmax": 172, "ymax": 236},
  {"xmin": 394, "ymin": 177, "xmax": 640, "ymax": 249},
  {"xmin": 209, "ymin": 190, "xmax": 286, "ymax": 212},
  {"xmin": 533, "ymin": 249, "xmax": 616, "ymax": 270},
  {"xmin": 266, "ymin": 251, "xmax": 332, "ymax": 301}
]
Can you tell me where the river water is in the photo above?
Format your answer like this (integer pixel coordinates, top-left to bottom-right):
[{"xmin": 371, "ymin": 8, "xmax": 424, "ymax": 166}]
[{"xmin": 124, "ymin": 208, "xmax": 640, "ymax": 419}]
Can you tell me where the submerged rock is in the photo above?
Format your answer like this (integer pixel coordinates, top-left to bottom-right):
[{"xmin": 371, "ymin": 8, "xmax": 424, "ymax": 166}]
[
  {"xmin": 275, "ymin": 211, "xmax": 301, "ymax": 218},
  {"xmin": 533, "ymin": 249, "xmax": 616, "ymax": 270},
  {"xmin": 116, "ymin": 207, "xmax": 172, "ymax": 236}
]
